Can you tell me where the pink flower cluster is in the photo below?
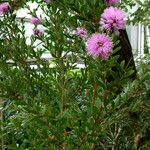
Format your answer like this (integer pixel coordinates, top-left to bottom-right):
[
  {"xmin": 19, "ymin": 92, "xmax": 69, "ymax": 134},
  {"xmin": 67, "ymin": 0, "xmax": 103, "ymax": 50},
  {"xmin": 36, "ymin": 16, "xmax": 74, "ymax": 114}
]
[
  {"xmin": 33, "ymin": 28, "xmax": 44, "ymax": 36},
  {"xmin": 75, "ymin": 5, "xmax": 126, "ymax": 60},
  {"xmin": 44, "ymin": 0, "xmax": 51, "ymax": 4},
  {"xmin": 30, "ymin": 17, "xmax": 42, "ymax": 25},
  {"xmin": 86, "ymin": 34, "xmax": 113, "ymax": 60},
  {"xmin": 0, "ymin": 2, "xmax": 11, "ymax": 15},
  {"xmin": 100, "ymin": 7, "xmax": 126, "ymax": 33},
  {"xmin": 75, "ymin": 27, "xmax": 88, "ymax": 39},
  {"xmin": 105, "ymin": 0, "xmax": 120, "ymax": 6},
  {"xmin": 30, "ymin": 17, "xmax": 44, "ymax": 36}
]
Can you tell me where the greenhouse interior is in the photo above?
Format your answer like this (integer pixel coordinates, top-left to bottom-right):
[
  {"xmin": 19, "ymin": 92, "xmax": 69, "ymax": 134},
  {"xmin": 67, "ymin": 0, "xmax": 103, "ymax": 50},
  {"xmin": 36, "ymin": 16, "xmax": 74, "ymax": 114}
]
[{"xmin": 0, "ymin": 0, "xmax": 150, "ymax": 149}]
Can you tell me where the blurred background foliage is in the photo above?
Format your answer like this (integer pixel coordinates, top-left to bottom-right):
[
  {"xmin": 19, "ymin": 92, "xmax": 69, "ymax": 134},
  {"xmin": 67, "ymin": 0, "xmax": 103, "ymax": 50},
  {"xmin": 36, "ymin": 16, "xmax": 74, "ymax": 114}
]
[{"xmin": 120, "ymin": 0, "xmax": 150, "ymax": 25}]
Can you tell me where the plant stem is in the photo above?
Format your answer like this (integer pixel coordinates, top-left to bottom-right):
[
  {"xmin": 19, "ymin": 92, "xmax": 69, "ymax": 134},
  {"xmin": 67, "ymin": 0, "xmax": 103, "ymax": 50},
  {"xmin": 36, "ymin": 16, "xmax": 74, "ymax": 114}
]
[{"xmin": 93, "ymin": 82, "xmax": 98, "ymax": 106}]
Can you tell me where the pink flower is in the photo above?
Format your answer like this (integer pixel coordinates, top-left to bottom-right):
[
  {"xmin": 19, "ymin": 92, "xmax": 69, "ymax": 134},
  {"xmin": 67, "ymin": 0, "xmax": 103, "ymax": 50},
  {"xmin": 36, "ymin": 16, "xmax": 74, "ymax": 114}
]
[
  {"xmin": 75, "ymin": 27, "xmax": 88, "ymax": 39},
  {"xmin": 31, "ymin": 17, "xmax": 42, "ymax": 25},
  {"xmin": 105, "ymin": 0, "xmax": 120, "ymax": 6},
  {"xmin": 44, "ymin": 0, "xmax": 51, "ymax": 4},
  {"xmin": 33, "ymin": 28, "xmax": 44, "ymax": 36},
  {"xmin": 0, "ymin": 2, "xmax": 11, "ymax": 15},
  {"xmin": 86, "ymin": 34, "xmax": 113, "ymax": 60},
  {"xmin": 100, "ymin": 7, "xmax": 126, "ymax": 33}
]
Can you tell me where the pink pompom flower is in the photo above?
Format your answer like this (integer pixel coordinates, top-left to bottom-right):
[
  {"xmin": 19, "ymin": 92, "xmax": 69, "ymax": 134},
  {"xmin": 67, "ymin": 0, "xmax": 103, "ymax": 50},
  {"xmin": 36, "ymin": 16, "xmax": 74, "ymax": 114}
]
[
  {"xmin": 75, "ymin": 27, "xmax": 88, "ymax": 39},
  {"xmin": 33, "ymin": 28, "xmax": 44, "ymax": 36},
  {"xmin": 31, "ymin": 17, "xmax": 42, "ymax": 25},
  {"xmin": 105, "ymin": 0, "xmax": 120, "ymax": 6},
  {"xmin": 0, "ymin": 2, "xmax": 11, "ymax": 15},
  {"xmin": 86, "ymin": 33, "xmax": 113, "ymax": 60},
  {"xmin": 100, "ymin": 7, "xmax": 126, "ymax": 33}
]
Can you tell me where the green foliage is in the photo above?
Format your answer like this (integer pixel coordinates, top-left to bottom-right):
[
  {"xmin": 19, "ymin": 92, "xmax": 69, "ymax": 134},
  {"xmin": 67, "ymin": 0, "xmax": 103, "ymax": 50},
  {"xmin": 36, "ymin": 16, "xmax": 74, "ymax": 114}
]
[
  {"xmin": 120, "ymin": 0, "xmax": 150, "ymax": 25},
  {"xmin": 0, "ymin": 0, "xmax": 150, "ymax": 149}
]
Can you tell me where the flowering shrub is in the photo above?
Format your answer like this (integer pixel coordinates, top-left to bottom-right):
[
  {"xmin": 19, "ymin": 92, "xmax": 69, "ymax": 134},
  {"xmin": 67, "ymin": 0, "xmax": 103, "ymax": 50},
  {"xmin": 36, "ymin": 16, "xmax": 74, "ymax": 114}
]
[{"xmin": 0, "ymin": 0, "xmax": 149, "ymax": 149}]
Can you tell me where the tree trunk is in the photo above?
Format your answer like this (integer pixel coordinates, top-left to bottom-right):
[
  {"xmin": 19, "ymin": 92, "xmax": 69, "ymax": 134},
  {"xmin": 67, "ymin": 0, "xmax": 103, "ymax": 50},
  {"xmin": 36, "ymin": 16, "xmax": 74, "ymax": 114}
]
[{"xmin": 118, "ymin": 29, "xmax": 137, "ymax": 79}]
